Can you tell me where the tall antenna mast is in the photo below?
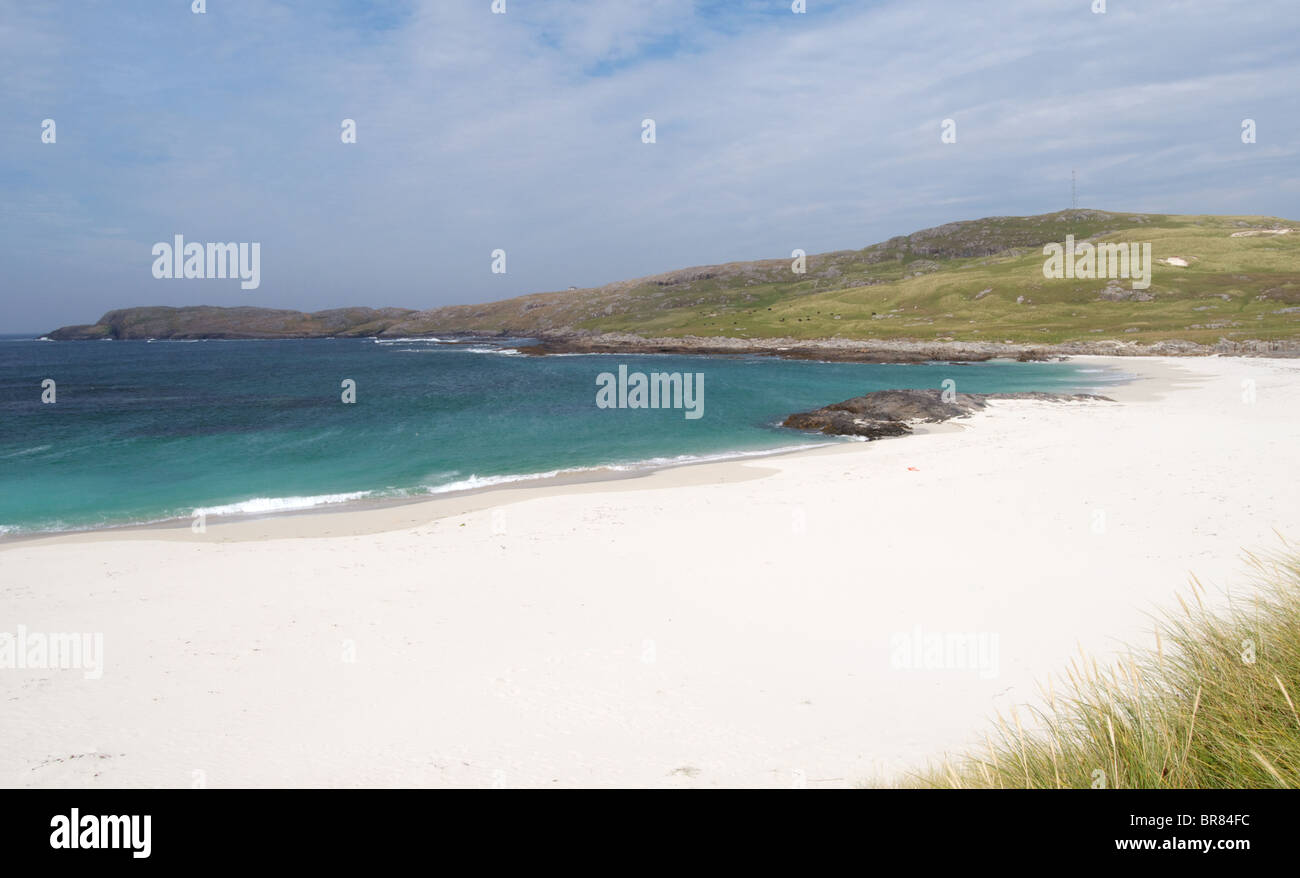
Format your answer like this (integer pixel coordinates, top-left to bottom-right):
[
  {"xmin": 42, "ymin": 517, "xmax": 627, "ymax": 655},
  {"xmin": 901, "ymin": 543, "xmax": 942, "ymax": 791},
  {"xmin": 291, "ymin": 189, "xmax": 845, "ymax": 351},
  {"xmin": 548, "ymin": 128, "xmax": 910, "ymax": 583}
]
[{"xmin": 1071, "ymin": 170, "xmax": 1077, "ymax": 210}]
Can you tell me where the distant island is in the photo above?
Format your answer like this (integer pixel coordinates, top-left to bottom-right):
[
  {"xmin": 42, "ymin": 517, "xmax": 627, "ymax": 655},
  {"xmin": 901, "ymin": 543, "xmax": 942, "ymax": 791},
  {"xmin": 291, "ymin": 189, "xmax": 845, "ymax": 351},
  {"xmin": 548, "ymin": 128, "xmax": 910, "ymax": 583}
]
[{"xmin": 47, "ymin": 210, "xmax": 1300, "ymax": 358}]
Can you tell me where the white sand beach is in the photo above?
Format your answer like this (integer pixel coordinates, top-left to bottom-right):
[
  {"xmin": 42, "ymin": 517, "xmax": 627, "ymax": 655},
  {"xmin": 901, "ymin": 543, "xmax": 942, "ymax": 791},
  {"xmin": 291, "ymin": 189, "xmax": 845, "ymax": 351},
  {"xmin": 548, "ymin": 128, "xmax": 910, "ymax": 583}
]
[{"xmin": 2, "ymin": 354, "xmax": 1298, "ymax": 788}]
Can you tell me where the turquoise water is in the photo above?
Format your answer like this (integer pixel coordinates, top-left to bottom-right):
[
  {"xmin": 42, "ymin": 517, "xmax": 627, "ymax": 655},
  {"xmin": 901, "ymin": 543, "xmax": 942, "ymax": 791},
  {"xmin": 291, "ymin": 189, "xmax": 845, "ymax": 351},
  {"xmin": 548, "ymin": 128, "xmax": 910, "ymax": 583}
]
[{"xmin": 0, "ymin": 336, "xmax": 1129, "ymax": 534}]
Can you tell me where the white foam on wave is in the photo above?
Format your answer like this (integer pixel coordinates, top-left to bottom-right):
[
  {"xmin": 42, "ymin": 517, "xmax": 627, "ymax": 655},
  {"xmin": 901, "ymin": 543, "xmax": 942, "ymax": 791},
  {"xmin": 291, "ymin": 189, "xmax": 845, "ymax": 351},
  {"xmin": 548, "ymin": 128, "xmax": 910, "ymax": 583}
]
[
  {"xmin": 6, "ymin": 441, "xmax": 830, "ymax": 534},
  {"xmin": 0, "ymin": 445, "xmax": 52, "ymax": 459},
  {"xmin": 422, "ymin": 442, "xmax": 827, "ymax": 495},
  {"xmin": 426, "ymin": 471, "xmax": 565, "ymax": 493},
  {"xmin": 193, "ymin": 491, "xmax": 372, "ymax": 517},
  {"xmin": 459, "ymin": 346, "xmax": 521, "ymax": 355},
  {"xmin": 0, "ymin": 517, "xmax": 81, "ymax": 536},
  {"xmin": 387, "ymin": 345, "xmax": 520, "ymax": 356}
]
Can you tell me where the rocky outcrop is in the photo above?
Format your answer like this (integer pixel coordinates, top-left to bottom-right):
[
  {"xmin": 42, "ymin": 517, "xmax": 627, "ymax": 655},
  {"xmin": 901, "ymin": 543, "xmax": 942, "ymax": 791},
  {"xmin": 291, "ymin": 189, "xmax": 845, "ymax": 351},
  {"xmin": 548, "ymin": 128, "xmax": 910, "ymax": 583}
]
[
  {"xmin": 1097, "ymin": 280, "xmax": 1154, "ymax": 302},
  {"xmin": 44, "ymin": 309, "xmax": 1300, "ymax": 360},
  {"xmin": 515, "ymin": 335, "xmax": 1001, "ymax": 363},
  {"xmin": 781, "ymin": 389, "xmax": 1111, "ymax": 438},
  {"xmin": 515, "ymin": 332, "xmax": 1300, "ymax": 361},
  {"xmin": 782, "ymin": 408, "xmax": 914, "ymax": 439},
  {"xmin": 47, "ymin": 306, "xmax": 417, "ymax": 340}
]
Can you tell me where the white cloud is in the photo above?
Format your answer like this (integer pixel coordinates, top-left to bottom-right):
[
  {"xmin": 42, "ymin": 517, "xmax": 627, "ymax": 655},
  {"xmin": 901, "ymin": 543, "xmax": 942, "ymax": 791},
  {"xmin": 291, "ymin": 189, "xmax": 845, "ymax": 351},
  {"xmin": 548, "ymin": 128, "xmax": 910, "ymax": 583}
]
[{"xmin": 0, "ymin": 0, "xmax": 1296, "ymax": 330}]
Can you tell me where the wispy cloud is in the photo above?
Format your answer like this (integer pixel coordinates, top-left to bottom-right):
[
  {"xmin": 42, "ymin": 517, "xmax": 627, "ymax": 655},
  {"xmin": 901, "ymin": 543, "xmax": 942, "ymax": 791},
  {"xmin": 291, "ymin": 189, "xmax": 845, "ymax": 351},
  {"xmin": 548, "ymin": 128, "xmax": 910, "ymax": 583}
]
[{"xmin": 1, "ymin": 0, "xmax": 1296, "ymax": 331}]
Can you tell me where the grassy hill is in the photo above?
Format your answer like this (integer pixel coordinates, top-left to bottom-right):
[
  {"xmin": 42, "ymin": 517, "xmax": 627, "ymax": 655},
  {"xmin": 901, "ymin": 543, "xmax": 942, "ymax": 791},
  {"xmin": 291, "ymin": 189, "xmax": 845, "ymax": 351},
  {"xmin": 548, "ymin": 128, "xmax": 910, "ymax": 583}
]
[
  {"xmin": 386, "ymin": 210, "xmax": 1300, "ymax": 346},
  {"xmin": 48, "ymin": 306, "xmax": 415, "ymax": 340},
  {"xmin": 49, "ymin": 210, "xmax": 1300, "ymax": 347}
]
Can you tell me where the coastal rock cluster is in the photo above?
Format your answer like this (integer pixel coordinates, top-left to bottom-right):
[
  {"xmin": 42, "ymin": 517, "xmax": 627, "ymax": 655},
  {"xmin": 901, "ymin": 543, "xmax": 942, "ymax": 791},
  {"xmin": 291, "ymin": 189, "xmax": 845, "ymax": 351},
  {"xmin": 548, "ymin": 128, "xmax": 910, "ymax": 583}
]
[
  {"xmin": 514, "ymin": 332, "xmax": 1300, "ymax": 362},
  {"xmin": 781, "ymin": 389, "xmax": 1111, "ymax": 438},
  {"xmin": 45, "ymin": 306, "xmax": 1300, "ymax": 361}
]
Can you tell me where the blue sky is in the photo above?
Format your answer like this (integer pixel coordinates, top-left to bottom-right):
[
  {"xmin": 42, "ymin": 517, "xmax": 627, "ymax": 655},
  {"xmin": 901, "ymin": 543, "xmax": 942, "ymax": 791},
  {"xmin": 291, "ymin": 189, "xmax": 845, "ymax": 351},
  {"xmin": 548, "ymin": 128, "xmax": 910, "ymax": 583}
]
[{"xmin": 2, "ymin": 0, "xmax": 1297, "ymax": 332}]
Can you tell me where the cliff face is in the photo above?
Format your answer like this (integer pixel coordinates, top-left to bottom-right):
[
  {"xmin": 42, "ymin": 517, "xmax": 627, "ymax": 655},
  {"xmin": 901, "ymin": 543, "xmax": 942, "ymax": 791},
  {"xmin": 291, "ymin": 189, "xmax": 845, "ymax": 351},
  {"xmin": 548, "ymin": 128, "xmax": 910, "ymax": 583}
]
[{"xmin": 47, "ymin": 306, "xmax": 417, "ymax": 340}]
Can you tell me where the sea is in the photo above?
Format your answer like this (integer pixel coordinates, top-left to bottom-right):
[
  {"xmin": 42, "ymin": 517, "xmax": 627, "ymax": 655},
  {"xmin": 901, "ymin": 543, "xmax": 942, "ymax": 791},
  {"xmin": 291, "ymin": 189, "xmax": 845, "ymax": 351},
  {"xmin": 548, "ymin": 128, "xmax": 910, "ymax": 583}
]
[{"xmin": 0, "ymin": 335, "xmax": 1131, "ymax": 535}]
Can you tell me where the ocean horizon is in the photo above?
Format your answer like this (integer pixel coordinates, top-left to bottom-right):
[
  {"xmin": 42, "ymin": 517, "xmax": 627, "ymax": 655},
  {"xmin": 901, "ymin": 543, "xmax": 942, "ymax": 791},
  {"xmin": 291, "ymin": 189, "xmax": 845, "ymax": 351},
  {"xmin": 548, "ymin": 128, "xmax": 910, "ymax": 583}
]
[{"xmin": 0, "ymin": 336, "xmax": 1129, "ymax": 536}]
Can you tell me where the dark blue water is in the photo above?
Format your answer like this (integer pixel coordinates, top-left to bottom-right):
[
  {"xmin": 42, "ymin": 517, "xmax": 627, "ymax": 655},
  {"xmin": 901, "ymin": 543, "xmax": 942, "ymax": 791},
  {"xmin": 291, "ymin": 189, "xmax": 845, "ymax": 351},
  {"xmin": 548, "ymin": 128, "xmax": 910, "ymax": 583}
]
[{"xmin": 0, "ymin": 336, "xmax": 1128, "ymax": 534}]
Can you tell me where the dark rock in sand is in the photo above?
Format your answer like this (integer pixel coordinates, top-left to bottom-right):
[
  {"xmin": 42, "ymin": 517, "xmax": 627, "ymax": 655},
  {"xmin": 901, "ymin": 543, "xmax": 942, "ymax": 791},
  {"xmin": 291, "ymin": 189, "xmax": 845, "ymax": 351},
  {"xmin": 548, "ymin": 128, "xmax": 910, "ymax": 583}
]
[
  {"xmin": 782, "ymin": 410, "xmax": 914, "ymax": 439},
  {"xmin": 781, "ymin": 388, "xmax": 1111, "ymax": 439}
]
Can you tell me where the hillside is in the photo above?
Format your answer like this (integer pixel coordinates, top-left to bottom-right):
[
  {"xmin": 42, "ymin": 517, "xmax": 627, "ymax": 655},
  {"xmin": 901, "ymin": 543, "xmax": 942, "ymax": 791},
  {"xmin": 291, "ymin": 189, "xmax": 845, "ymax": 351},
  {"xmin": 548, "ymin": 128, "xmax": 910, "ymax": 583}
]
[
  {"xmin": 384, "ymin": 210, "xmax": 1300, "ymax": 346},
  {"xmin": 47, "ymin": 210, "xmax": 1300, "ymax": 347},
  {"xmin": 47, "ymin": 306, "xmax": 415, "ymax": 340}
]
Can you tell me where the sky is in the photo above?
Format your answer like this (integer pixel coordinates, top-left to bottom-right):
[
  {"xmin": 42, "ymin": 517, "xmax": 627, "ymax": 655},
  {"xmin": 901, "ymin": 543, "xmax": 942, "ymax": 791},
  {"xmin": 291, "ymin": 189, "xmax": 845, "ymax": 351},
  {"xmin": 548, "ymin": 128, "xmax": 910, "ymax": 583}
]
[{"xmin": 1, "ymin": 0, "xmax": 1297, "ymax": 333}]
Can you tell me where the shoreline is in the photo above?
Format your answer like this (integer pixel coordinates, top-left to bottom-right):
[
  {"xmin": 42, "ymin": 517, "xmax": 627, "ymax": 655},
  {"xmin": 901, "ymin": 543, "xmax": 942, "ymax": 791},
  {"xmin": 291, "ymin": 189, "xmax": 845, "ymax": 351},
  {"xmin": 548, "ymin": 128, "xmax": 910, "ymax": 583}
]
[
  {"xmin": 515, "ymin": 332, "xmax": 1300, "ymax": 362},
  {"xmin": 0, "ymin": 355, "xmax": 1141, "ymax": 547},
  {"xmin": 30, "ymin": 328, "xmax": 1300, "ymax": 361},
  {"xmin": 4, "ymin": 353, "xmax": 1298, "ymax": 787},
  {"xmin": 0, "ymin": 440, "xmax": 836, "ymax": 546}
]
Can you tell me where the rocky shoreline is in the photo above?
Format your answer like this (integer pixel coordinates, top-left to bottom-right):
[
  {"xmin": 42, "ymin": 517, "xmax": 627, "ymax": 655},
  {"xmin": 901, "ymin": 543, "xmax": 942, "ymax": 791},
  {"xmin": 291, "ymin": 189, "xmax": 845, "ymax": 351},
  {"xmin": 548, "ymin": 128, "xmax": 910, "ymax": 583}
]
[
  {"xmin": 514, "ymin": 331, "xmax": 1300, "ymax": 363},
  {"xmin": 781, "ymin": 388, "xmax": 1113, "ymax": 438},
  {"xmin": 43, "ymin": 307, "xmax": 1300, "ymax": 362}
]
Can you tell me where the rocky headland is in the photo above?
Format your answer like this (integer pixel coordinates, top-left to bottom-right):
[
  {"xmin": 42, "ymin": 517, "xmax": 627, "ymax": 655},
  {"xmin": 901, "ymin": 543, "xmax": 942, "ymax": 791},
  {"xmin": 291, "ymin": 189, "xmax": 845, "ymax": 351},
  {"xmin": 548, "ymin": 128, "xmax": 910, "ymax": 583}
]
[{"xmin": 43, "ymin": 308, "xmax": 1300, "ymax": 362}]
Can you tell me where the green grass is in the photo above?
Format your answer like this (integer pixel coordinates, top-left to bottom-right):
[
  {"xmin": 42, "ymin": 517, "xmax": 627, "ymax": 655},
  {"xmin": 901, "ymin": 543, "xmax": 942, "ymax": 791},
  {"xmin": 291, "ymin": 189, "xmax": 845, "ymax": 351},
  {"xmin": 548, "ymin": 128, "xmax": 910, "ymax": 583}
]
[
  {"xmin": 908, "ymin": 549, "xmax": 1300, "ymax": 789},
  {"xmin": 406, "ymin": 210, "xmax": 1300, "ymax": 345}
]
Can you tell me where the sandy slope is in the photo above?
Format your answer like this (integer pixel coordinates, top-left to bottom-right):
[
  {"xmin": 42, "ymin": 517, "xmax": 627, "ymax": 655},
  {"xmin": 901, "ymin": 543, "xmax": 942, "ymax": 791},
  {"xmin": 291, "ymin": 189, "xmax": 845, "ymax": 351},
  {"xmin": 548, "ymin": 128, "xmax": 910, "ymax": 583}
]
[{"xmin": 2, "ymin": 355, "xmax": 1297, "ymax": 788}]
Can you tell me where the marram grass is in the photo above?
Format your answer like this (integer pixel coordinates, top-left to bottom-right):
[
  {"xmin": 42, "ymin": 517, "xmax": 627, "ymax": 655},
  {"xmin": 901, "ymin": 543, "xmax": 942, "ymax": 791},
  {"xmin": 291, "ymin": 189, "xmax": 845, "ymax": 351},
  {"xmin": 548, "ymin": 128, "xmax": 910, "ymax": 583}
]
[{"xmin": 909, "ymin": 548, "xmax": 1300, "ymax": 789}]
